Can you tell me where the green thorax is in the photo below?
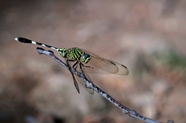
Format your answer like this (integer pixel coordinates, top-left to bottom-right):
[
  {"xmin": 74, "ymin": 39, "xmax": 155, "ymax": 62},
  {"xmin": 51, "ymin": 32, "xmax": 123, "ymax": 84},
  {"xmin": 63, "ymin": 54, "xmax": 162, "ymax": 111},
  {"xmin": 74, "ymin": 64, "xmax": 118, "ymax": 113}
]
[
  {"xmin": 58, "ymin": 47, "xmax": 90, "ymax": 63},
  {"xmin": 66, "ymin": 47, "xmax": 83, "ymax": 60}
]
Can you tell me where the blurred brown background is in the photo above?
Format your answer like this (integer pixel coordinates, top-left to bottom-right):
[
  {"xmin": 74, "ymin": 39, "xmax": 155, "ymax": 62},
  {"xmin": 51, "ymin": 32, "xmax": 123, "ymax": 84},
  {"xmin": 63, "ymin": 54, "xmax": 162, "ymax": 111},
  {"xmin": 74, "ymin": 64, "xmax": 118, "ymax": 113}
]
[{"xmin": 0, "ymin": 0, "xmax": 186, "ymax": 123}]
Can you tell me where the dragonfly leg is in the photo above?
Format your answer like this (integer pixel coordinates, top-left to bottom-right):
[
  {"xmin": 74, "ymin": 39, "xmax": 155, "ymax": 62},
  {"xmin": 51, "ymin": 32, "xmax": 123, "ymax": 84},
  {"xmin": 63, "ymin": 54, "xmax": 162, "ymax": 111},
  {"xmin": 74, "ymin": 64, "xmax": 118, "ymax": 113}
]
[
  {"xmin": 66, "ymin": 60, "xmax": 80, "ymax": 94},
  {"xmin": 66, "ymin": 60, "xmax": 79, "ymax": 70},
  {"xmin": 79, "ymin": 63, "xmax": 85, "ymax": 74},
  {"xmin": 81, "ymin": 63, "xmax": 94, "ymax": 69},
  {"xmin": 79, "ymin": 63, "xmax": 91, "ymax": 81},
  {"xmin": 79, "ymin": 63, "xmax": 93, "ymax": 91},
  {"xmin": 72, "ymin": 61, "xmax": 79, "ymax": 70}
]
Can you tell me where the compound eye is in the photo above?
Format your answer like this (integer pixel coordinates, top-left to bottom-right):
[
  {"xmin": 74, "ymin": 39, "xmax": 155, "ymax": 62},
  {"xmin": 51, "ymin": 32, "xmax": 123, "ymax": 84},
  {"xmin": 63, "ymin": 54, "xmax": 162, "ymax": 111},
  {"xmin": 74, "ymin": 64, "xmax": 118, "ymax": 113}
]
[
  {"xmin": 84, "ymin": 53, "xmax": 90, "ymax": 58},
  {"xmin": 81, "ymin": 53, "xmax": 91, "ymax": 63}
]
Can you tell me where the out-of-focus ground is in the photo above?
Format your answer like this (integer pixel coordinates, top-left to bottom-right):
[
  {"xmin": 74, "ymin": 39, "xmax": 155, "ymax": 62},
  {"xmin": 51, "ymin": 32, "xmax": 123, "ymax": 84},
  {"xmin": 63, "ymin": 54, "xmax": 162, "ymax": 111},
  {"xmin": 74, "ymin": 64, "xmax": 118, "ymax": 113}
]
[{"xmin": 0, "ymin": 0, "xmax": 186, "ymax": 123}]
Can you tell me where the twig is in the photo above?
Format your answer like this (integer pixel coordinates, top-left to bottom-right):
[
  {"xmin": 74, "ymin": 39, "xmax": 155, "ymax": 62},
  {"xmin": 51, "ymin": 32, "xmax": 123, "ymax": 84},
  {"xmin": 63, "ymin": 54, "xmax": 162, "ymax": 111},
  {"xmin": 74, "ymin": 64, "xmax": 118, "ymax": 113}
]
[{"xmin": 36, "ymin": 47, "xmax": 174, "ymax": 123}]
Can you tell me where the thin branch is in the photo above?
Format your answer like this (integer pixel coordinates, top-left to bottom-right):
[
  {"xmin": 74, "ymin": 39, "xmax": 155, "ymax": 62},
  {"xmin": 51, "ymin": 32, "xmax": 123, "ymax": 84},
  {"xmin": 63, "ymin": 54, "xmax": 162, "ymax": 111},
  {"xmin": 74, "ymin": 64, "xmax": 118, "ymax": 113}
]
[{"xmin": 36, "ymin": 47, "xmax": 174, "ymax": 123}]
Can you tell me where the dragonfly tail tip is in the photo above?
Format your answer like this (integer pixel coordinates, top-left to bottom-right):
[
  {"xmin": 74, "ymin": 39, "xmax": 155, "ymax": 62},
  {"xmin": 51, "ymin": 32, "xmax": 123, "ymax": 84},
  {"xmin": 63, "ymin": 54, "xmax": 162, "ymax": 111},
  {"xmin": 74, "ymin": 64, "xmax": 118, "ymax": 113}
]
[{"xmin": 14, "ymin": 37, "xmax": 18, "ymax": 41}]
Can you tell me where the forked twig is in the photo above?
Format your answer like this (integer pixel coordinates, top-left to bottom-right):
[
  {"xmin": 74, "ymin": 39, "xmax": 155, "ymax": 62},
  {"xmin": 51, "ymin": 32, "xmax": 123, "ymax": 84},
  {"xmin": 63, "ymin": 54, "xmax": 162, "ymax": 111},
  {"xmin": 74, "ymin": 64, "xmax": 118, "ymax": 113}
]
[{"xmin": 36, "ymin": 47, "xmax": 174, "ymax": 123}]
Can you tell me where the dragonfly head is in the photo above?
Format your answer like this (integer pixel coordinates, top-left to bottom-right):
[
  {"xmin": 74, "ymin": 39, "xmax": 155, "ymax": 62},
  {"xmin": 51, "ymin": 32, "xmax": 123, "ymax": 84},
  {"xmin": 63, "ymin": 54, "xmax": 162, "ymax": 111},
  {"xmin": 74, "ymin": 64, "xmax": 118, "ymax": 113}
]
[
  {"xmin": 81, "ymin": 53, "xmax": 91, "ymax": 63},
  {"xmin": 58, "ymin": 48, "xmax": 67, "ymax": 58}
]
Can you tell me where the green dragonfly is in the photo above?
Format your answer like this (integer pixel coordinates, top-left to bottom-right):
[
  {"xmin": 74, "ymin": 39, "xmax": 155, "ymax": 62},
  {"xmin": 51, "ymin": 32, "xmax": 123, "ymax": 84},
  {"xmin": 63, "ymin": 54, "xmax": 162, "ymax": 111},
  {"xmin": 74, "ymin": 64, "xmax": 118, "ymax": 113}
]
[{"xmin": 15, "ymin": 37, "xmax": 129, "ymax": 94}]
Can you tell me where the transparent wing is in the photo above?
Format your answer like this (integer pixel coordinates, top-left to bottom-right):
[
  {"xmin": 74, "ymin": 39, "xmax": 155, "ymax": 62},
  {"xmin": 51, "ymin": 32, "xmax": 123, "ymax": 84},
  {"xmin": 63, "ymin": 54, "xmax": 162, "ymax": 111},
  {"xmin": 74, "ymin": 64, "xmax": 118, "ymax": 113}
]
[
  {"xmin": 67, "ymin": 60, "xmax": 80, "ymax": 94},
  {"xmin": 72, "ymin": 62, "xmax": 94, "ymax": 95},
  {"xmin": 76, "ymin": 64, "xmax": 94, "ymax": 95},
  {"xmin": 69, "ymin": 62, "xmax": 94, "ymax": 95},
  {"xmin": 84, "ymin": 50, "xmax": 129, "ymax": 75}
]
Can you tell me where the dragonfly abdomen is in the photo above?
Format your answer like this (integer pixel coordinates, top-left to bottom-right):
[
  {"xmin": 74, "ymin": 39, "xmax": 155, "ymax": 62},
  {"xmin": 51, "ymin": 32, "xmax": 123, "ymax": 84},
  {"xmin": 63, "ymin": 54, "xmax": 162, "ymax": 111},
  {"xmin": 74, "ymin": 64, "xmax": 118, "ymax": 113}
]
[{"xmin": 15, "ymin": 37, "xmax": 59, "ymax": 51}]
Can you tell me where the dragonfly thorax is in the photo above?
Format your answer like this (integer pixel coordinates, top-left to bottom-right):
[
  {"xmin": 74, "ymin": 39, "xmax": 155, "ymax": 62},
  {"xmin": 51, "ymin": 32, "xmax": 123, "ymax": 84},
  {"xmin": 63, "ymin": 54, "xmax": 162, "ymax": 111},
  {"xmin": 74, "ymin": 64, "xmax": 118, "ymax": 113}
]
[{"xmin": 58, "ymin": 47, "xmax": 91, "ymax": 63}]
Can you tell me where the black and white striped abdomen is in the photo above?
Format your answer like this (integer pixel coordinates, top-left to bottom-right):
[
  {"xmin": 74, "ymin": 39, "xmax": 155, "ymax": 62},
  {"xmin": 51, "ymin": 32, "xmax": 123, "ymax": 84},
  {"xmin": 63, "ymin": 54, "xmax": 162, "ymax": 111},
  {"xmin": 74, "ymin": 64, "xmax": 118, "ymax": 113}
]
[{"xmin": 15, "ymin": 37, "xmax": 59, "ymax": 51}]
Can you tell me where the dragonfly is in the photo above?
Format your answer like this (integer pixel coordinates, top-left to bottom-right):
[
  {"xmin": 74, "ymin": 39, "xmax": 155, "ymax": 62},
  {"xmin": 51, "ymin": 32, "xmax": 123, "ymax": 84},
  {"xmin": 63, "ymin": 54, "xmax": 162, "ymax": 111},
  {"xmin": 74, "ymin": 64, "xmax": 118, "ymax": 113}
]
[{"xmin": 15, "ymin": 37, "xmax": 129, "ymax": 94}]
